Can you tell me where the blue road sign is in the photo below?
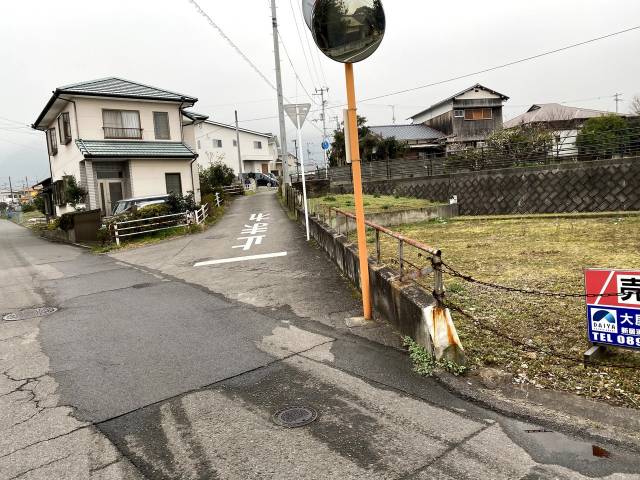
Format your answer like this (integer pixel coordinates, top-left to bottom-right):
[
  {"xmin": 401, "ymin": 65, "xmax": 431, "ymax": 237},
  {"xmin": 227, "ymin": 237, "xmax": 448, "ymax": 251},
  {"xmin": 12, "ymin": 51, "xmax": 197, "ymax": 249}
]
[{"xmin": 321, "ymin": 140, "xmax": 330, "ymax": 150}]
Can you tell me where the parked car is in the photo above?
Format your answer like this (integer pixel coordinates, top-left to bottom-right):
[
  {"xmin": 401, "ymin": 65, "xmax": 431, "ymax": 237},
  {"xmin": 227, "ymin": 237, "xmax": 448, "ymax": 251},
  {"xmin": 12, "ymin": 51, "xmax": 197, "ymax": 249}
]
[
  {"xmin": 112, "ymin": 194, "xmax": 170, "ymax": 216},
  {"xmin": 240, "ymin": 173, "xmax": 279, "ymax": 187}
]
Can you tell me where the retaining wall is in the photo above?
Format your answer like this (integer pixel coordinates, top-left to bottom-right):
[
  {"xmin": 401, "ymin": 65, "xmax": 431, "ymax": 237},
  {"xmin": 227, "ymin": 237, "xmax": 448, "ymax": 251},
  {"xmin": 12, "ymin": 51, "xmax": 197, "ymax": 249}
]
[
  {"xmin": 330, "ymin": 157, "xmax": 640, "ymax": 216},
  {"xmin": 303, "ymin": 209, "xmax": 435, "ymax": 352}
]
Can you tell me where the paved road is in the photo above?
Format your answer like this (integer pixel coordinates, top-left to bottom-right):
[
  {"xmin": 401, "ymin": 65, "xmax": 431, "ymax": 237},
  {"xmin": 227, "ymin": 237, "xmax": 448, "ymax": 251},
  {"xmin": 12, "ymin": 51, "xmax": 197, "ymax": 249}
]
[{"xmin": 2, "ymin": 204, "xmax": 640, "ymax": 479}]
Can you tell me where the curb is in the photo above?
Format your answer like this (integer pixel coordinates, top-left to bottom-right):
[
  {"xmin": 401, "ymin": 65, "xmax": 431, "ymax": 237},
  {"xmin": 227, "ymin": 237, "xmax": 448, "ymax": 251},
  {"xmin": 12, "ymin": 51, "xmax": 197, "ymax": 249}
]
[{"xmin": 435, "ymin": 371, "xmax": 640, "ymax": 454}]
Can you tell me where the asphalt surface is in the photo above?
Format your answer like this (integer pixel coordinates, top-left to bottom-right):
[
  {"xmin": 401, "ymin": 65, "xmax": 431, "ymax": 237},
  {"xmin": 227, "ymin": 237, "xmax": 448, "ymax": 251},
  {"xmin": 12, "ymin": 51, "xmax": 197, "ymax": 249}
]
[{"xmin": 2, "ymin": 200, "xmax": 640, "ymax": 479}]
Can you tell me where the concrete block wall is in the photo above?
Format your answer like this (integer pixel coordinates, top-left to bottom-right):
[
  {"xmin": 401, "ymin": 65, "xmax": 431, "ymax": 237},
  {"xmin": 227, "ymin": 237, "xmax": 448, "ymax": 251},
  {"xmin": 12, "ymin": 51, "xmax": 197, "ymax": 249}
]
[{"xmin": 331, "ymin": 157, "xmax": 640, "ymax": 216}]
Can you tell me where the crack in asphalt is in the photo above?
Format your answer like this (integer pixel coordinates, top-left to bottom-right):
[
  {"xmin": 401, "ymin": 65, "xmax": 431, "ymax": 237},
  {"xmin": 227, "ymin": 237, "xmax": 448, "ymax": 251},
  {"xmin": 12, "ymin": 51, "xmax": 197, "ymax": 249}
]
[
  {"xmin": 94, "ymin": 339, "xmax": 337, "ymax": 427},
  {"xmin": 398, "ymin": 423, "xmax": 495, "ymax": 479},
  {"xmin": 0, "ymin": 424, "xmax": 92, "ymax": 460},
  {"xmin": 7, "ymin": 452, "xmax": 75, "ymax": 480}
]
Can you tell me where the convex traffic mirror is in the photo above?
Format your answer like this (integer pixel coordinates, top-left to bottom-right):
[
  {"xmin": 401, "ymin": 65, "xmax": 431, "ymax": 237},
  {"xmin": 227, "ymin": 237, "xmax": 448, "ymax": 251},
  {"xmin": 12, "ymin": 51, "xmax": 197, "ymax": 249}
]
[{"xmin": 311, "ymin": 0, "xmax": 385, "ymax": 63}]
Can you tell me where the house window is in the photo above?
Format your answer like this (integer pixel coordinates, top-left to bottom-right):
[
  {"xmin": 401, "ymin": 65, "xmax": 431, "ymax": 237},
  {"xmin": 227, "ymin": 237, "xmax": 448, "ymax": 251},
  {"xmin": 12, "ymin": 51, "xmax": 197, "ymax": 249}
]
[
  {"xmin": 253, "ymin": 141, "xmax": 263, "ymax": 149},
  {"xmin": 102, "ymin": 110, "xmax": 142, "ymax": 139},
  {"xmin": 233, "ymin": 139, "xmax": 237, "ymax": 147},
  {"xmin": 165, "ymin": 173, "xmax": 182, "ymax": 196},
  {"xmin": 212, "ymin": 139, "xmax": 222, "ymax": 148},
  {"xmin": 453, "ymin": 110, "xmax": 464, "ymax": 118},
  {"xmin": 464, "ymin": 108, "xmax": 493, "ymax": 121},
  {"xmin": 57, "ymin": 112, "xmax": 72, "ymax": 144},
  {"xmin": 153, "ymin": 112, "xmax": 171, "ymax": 140},
  {"xmin": 47, "ymin": 128, "xmax": 58, "ymax": 156}
]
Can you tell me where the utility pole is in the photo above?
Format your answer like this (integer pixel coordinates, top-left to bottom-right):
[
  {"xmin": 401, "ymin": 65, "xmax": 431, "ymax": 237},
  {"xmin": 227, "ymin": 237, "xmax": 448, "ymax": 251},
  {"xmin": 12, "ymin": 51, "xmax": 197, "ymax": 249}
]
[
  {"xmin": 8, "ymin": 176, "xmax": 13, "ymax": 205},
  {"xmin": 314, "ymin": 87, "xmax": 330, "ymax": 172},
  {"xmin": 614, "ymin": 93, "xmax": 623, "ymax": 114},
  {"xmin": 270, "ymin": 0, "xmax": 289, "ymax": 184},
  {"xmin": 234, "ymin": 110, "xmax": 243, "ymax": 176},
  {"xmin": 389, "ymin": 105, "xmax": 396, "ymax": 124}
]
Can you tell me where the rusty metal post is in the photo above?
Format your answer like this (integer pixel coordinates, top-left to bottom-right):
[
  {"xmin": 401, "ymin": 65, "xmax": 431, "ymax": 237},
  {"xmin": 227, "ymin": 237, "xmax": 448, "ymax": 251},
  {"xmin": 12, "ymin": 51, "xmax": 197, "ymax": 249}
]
[
  {"xmin": 375, "ymin": 229, "xmax": 381, "ymax": 264},
  {"xmin": 432, "ymin": 252, "xmax": 445, "ymax": 307},
  {"xmin": 398, "ymin": 239, "xmax": 404, "ymax": 279}
]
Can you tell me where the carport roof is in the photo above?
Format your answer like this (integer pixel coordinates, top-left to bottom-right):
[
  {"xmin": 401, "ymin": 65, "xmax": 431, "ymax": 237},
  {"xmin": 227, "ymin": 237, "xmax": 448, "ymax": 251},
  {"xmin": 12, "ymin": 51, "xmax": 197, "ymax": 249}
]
[{"xmin": 75, "ymin": 140, "xmax": 197, "ymax": 159}]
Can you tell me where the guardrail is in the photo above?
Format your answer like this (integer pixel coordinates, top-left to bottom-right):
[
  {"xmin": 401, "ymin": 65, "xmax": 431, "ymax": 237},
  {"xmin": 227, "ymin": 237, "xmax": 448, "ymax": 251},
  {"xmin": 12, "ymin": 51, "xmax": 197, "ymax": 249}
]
[{"xmin": 279, "ymin": 181, "xmax": 445, "ymax": 306}]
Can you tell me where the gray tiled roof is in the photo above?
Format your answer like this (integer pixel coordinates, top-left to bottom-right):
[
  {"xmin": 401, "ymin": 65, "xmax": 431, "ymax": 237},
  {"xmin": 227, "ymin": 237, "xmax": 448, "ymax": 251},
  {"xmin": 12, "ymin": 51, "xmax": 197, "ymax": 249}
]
[
  {"xmin": 58, "ymin": 77, "xmax": 197, "ymax": 103},
  {"xmin": 369, "ymin": 124, "xmax": 446, "ymax": 141},
  {"xmin": 75, "ymin": 140, "xmax": 196, "ymax": 159},
  {"xmin": 504, "ymin": 103, "xmax": 621, "ymax": 129}
]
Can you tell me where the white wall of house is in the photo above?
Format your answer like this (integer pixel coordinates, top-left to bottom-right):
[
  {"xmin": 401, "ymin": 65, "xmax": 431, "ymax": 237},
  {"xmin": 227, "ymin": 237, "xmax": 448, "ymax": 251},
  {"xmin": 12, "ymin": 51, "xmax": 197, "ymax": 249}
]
[
  {"xmin": 129, "ymin": 159, "xmax": 199, "ymax": 199},
  {"xmin": 190, "ymin": 122, "xmax": 277, "ymax": 175},
  {"xmin": 74, "ymin": 97, "xmax": 183, "ymax": 143}
]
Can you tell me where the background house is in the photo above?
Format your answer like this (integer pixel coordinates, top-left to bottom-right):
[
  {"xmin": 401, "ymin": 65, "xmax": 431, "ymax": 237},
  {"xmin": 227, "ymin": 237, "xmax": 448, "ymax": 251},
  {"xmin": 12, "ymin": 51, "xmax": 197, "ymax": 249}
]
[
  {"xmin": 184, "ymin": 117, "xmax": 280, "ymax": 176},
  {"xmin": 504, "ymin": 103, "xmax": 626, "ymax": 156},
  {"xmin": 368, "ymin": 124, "xmax": 446, "ymax": 160},
  {"xmin": 409, "ymin": 84, "xmax": 509, "ymax": 151},
  {"xmin": 32, "ymin": 77, "xmax": 201, "ymax": 216}
]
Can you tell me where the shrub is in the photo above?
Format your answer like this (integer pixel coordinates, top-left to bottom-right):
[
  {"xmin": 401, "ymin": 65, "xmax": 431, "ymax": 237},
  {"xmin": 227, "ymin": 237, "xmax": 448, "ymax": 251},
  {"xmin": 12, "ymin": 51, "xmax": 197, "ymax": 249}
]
[
  {"xmin": 96, "ymin": 226, "xmax": 112, "ymax": 246},
  {"xmin": 21, "ymin": 203, "xmax": 36, "ymax": 213},
  {"xmin": 63, "ymin": 175, "xmax": 88, "ymax": 208},
  {"xmin": 58, "ymin": 213, "xmax": 75, "ymax": 231},
  {"xmin": 166, "ymin": 192, "xmax": 197, "ymax": 214},
  {"xmin": 199, "ymin": 161, "xmax": 235, "ymax": 196},
  {"xmin": 577, "ymin": 115, "xmax": 633, "ymax": 160},
  {"xmin": 323, "ymin": 196, "xmax": 337, "ymax": 202},
  {"xmin": 134, "ymin": 204, "xmax": 170, "ymax": 219},
  {"xmin": 48, "ymin": 218, "xmax": 60, "ymax": 231}
]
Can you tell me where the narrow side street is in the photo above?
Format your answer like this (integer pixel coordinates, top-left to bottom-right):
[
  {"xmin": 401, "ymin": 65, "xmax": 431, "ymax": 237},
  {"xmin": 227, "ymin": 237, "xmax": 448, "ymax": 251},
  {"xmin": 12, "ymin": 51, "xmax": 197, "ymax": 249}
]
[{"xmin": 1, "ymin": 204, "xmax": 640, "ymax": 479}]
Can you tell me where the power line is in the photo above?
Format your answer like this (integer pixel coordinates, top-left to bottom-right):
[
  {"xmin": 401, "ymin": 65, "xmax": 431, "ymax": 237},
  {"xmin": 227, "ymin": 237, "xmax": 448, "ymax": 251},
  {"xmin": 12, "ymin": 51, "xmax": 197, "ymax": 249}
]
[
  {"xmin": 277, "ymin": 30, "xmax": 318, "ymax": 105},
  {"xmin": 227, "ymin": 25, "xmax": 640, "ymax": 123},
  {"xmin": 288, "ymin": 0, "xmax": 320, "ymax": 90},
  {"xmin": 293, "ymin": 0, "xmax": 325, "ymax": 87},
  {"xmin": 186, "ymin": 0, "xmax": 277, "ymax": 92},
  {"xmin": 361, "ymin": 25, "xmax": 640, "ymax": 103}
]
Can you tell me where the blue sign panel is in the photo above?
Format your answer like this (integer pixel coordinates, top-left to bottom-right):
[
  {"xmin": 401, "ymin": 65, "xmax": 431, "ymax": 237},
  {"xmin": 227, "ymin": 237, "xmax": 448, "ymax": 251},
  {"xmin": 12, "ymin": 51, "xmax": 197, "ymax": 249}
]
[
  {"xmin": 321, "ymin": 140, "xmax": 330, "ymax": 151},
  {"xmin": 587, "ymin": 305, "xmax": 640, "ymax": 349}
]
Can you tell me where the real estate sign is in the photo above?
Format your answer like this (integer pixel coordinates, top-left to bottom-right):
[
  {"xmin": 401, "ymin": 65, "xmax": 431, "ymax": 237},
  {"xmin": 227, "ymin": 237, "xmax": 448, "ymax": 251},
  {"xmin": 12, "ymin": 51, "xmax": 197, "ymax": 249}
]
[{"xmin": 585, "ymin": 269, "xmax": 640, "ymax": 350}]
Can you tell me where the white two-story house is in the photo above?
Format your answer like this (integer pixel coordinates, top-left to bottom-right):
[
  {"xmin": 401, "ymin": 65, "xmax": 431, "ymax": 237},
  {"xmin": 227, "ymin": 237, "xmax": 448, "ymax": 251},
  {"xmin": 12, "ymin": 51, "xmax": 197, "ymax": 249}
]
[
  {"xmin": 32, "ymin": 77, "xmax": 202, "ymax": 216},
  {"xmin": 183, "ymin": 118, "xmax": 280, "ymax": 176}
]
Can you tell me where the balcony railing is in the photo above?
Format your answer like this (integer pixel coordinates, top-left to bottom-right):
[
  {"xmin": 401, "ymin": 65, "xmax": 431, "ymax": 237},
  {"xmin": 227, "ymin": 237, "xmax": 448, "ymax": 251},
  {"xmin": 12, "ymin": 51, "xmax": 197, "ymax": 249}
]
[{"xmin": 103, "ymin": 127, "xmax": 143, "ymax": 139}]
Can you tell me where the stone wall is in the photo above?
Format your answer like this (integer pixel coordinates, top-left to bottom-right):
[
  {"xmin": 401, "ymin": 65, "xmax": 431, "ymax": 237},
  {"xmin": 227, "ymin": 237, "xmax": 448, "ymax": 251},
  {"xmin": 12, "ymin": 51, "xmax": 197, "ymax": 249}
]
[{"xmin": 331, "ymin": 158, "xmax": 640, "ymax": 216}]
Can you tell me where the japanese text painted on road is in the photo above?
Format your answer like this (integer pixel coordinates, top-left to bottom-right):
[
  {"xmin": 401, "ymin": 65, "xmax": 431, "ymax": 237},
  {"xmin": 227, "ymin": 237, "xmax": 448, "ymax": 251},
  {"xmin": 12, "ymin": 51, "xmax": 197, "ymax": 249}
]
[
  {"xmin": 233, "ymin": 213, "xmax": 270, "ymax": 251},
  {"xmin": 585, "ymin": 269, "xmax": 640, "ymax": 350}
]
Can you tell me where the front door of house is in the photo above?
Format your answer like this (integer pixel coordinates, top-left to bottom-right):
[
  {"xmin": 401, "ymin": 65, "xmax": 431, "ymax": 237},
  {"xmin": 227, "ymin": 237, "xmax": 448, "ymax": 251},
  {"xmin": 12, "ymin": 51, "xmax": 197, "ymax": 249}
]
[
  {"xmin": 99, "ymin": 180, "xmax": 124, "ymax": 216},
  {"xmin": 262, "ymin": 163, "xmax": 269, "ymax": 174}
]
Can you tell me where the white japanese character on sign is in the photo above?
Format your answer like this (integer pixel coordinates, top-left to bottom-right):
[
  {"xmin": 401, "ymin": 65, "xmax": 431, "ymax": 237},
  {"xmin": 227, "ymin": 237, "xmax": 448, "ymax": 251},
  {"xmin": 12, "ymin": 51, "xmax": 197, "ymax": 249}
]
[
  {"xmin": 636, "ymin": 314, "xmax": 640, "ymax": 327},
  {"xmin": 621, "ymin": 313, "xmax": 634, "ymax": 326},
  {"xmin": 241, "ymin": 223, "xmax": 269, "ymax": 235},
  {"xmin": 250, "ymin": 213, "xmax": 270, "ymax": 222},
  {"xmin": 233, "ymin": 235, "xmax": 265, "ymax": 251}
]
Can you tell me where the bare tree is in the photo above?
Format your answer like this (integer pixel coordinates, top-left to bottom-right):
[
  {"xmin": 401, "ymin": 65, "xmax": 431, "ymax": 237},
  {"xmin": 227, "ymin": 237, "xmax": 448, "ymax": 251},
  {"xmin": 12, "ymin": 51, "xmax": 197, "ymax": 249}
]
[{"xmin": 631, "ymin": 95, "xmax": 640, "ymax": 116}]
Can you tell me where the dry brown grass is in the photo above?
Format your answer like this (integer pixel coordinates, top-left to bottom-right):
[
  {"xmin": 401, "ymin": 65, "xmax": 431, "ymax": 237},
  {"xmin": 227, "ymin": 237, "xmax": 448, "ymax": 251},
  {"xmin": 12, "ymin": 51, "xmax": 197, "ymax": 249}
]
[{"xmin": 371, "ymin": 214, "xmax": 640, "ymax": 408}]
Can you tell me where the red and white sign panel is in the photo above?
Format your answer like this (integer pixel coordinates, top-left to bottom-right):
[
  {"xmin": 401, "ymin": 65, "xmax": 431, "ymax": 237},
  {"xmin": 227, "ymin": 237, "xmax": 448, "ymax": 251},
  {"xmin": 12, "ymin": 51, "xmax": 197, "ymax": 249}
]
[{"xmin": 585, "ymin": 269, "xmax": 640, "ymax": 349}]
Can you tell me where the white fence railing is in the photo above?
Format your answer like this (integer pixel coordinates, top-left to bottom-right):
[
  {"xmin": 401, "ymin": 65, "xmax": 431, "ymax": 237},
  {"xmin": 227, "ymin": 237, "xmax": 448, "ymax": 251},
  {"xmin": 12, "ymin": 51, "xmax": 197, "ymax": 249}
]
[{"xmin": 114, "ymin": 204, "xmax": 211, "ymax": 246}]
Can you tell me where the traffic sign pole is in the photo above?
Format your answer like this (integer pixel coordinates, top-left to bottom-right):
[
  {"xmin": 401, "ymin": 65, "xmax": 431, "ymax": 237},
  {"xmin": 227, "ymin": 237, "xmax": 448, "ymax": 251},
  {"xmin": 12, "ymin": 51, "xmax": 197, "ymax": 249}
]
[
  {"xmin": 296, "ymin": 106, "xmax": 311, "ymax": 241},
  {"xmin": 345, "ymin": 63, "xmax": 372, "ymax": 320}
]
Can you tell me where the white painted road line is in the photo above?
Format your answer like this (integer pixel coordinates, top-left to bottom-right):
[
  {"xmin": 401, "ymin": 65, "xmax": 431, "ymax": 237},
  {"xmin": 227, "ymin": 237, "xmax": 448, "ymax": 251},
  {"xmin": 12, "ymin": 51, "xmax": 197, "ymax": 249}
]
[{"xmin": 194, "ymin": 251, "xmax": 288, "ymax": 267}]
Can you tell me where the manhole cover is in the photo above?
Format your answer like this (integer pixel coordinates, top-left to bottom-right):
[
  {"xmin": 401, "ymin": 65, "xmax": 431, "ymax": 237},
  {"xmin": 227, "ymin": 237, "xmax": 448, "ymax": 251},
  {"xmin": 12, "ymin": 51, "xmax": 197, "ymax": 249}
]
[
  {"xmin": 272, "ymin": 406, "xmax": 318, "ymax": 428},
  {"xmin": 2, "ymin": 307, "xmax": 58, "ymax": 322}
]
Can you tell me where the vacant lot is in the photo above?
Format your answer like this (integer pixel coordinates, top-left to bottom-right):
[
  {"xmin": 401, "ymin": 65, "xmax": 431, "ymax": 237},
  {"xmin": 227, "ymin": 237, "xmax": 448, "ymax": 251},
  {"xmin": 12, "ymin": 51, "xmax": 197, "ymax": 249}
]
[
  {"xmin": 372, "ymin": 213, "xmax": 640, "ymax": 408},
  {"xmin": 310, "ymin": 194, "xmax": 439, "ymax": 214}
]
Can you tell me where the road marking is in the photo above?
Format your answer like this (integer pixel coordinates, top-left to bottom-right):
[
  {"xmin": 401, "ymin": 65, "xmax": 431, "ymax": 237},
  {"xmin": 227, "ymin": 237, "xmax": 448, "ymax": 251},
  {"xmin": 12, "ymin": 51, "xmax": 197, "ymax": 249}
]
[{"xmin": 194, "ymin": 251, "xmax": 288, "ymax": 267}]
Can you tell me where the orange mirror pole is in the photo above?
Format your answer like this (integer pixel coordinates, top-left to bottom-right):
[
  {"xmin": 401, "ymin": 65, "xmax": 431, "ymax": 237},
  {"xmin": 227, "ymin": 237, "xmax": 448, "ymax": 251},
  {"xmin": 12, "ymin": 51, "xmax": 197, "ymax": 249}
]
[{"xmin": 345, "ymin": 63, "xmax": 372, "ymax": 320}]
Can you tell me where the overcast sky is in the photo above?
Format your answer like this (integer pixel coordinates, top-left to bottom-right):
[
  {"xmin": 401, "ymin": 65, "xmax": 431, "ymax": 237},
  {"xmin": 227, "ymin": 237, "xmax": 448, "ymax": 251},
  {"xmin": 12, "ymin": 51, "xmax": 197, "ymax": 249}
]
[{"xmin": 1, "ymin": 0, "xmax": 639, "ymax": 187}]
